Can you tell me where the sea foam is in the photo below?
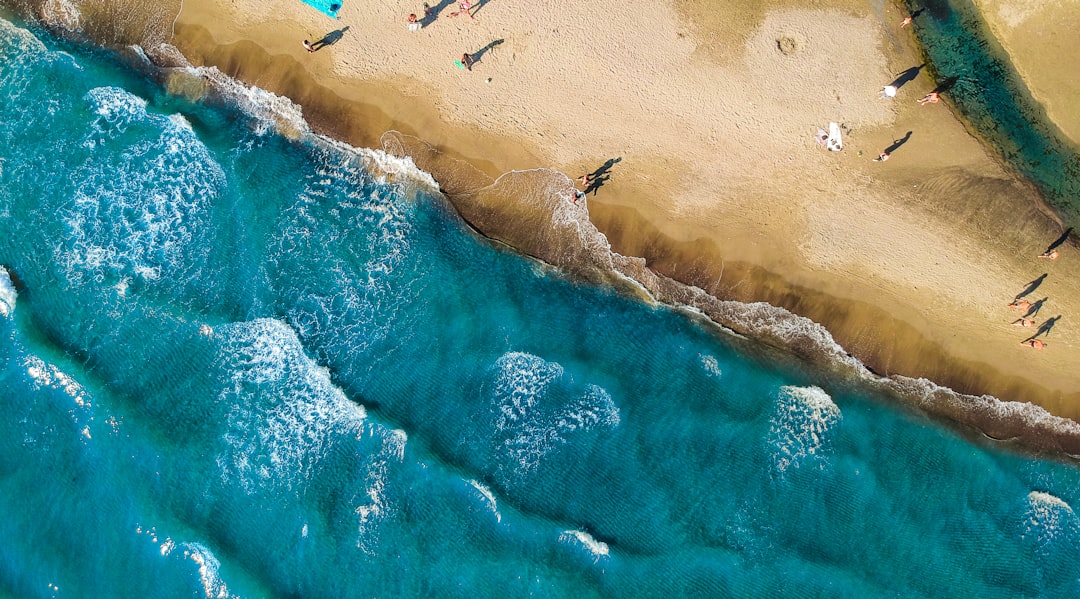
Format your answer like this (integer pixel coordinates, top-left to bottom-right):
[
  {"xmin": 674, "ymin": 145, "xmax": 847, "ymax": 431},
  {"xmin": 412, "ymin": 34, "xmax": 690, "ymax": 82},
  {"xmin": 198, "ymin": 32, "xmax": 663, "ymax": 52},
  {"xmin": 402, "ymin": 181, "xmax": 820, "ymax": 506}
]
[
  {"xmin": 487, "ymin": 352, "xmax": 620, "ymax": 482},
  {"xmin": 559, "ymin": 529, "xmax": 610, "ymax": 562},
  {"xmin": 182, "ymin": 542, "xmax": 234, "ymax": 599},
  {"xmin": 216, "ymin": 318, "xmax": 368, "ymax": 494},
  {"xmin": 468, "ymin": 479, "xmax": 502, "ymax": 523},
  {"xmin": 1024, "ymin": 491, "xmax": 1077, "ymax": 547},
  {"xmin": 768, "ymin": 385, "xmax": 841, "ymax": 473},
  {"xmin": 0, "ymin": 266, "xmax": 15, "ymax": 316},
  {"xmin": 58, "ymin": 86, "xmax": 223, "ymax": 294}
]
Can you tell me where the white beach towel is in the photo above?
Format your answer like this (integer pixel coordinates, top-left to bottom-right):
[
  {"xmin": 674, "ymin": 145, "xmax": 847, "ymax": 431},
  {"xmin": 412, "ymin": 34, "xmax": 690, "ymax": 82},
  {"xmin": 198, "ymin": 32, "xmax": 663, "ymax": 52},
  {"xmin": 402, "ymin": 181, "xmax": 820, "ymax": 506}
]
[{"xmin": 827, "ymin": 122, "xmax": 843, "ymax": 152}]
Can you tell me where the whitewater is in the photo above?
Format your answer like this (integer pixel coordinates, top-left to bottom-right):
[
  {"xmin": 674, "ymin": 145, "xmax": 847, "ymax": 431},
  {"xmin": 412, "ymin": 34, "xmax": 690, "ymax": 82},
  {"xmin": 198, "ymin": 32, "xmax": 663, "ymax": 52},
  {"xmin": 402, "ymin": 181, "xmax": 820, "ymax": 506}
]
[{"xmin": 1, "ymin": 13, "xmax": 1079, "ymax": 598}]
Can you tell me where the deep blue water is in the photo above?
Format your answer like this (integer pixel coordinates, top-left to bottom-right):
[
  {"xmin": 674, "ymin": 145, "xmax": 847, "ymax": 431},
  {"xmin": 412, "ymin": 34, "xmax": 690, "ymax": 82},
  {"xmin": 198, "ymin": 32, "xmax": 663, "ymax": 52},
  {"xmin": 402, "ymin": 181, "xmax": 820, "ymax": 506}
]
[{"xmin": 2, "ymin": 15, "xmax": 1079, "ymax": 598}]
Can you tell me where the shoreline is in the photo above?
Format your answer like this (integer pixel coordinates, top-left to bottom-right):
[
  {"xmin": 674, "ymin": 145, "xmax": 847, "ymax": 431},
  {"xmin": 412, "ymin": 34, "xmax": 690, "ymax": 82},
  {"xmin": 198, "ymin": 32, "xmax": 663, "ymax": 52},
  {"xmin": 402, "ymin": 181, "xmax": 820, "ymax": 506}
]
[
  {"xmin": 15, "ymin": 0, "xmax": 1080, "ymax": 417},
  {"xmin": 164, "ymin": 5, "xmax": 1080, "ymax": 415}
]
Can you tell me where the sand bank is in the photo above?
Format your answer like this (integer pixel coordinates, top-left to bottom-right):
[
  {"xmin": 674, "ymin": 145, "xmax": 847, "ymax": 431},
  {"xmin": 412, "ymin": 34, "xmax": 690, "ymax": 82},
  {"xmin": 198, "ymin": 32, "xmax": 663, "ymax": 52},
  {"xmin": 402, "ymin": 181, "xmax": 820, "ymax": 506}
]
[
  {"xmin": 973, "ymin": 0, "xmax": 1080, "ymax": 146},
  {"xmin": 36, "ymin": 0, "xmax": 1079, "ymax": 415}
]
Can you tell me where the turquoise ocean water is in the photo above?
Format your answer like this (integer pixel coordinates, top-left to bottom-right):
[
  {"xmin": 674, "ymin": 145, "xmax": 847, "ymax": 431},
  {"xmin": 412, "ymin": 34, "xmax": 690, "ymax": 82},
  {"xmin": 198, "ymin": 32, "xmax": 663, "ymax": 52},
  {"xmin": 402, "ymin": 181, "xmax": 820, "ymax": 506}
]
[{"xmin": 2, "ymin": 14, "xmax": 1080, "ymax": 598}]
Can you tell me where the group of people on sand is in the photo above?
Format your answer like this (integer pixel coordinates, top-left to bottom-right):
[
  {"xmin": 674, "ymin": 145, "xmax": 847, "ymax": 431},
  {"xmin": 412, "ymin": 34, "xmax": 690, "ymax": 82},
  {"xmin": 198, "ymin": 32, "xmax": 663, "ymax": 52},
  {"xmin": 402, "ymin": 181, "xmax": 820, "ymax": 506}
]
[
  {"xmin": 1009, "ymin": 248, "xmax": 1062, "ymax": 351},
  {"xmin": 865, "ymin": 10, "xmax": 940, "ymax": 163},
  {"xmin": 304, "ymin": 1, "xmax": 483, "ymax": 72}
]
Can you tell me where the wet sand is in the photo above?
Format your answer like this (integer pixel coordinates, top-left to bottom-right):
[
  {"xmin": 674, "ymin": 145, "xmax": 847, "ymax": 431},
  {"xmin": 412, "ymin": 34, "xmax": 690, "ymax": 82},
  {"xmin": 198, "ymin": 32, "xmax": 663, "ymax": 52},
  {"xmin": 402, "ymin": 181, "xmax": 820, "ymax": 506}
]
[{"xmin": 82, "ymin": 0, "xmax": 1080, "ymax": 415}]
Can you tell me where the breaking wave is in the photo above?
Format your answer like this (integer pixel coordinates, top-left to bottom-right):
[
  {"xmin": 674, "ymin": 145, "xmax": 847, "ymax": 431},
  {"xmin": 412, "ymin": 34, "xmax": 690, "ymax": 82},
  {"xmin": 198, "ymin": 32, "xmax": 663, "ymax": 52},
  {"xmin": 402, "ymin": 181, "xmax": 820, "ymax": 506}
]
[
  {"xmin": 484, "ymin": 352, "xmax": 620, "ymax": 484},
  {"xmin": 558, "ymin": 529, "xmax": 610, "ymax": 563},
  {"xmin": 768, "ymin": 385, "xmax": 841, "ymax": 473}
]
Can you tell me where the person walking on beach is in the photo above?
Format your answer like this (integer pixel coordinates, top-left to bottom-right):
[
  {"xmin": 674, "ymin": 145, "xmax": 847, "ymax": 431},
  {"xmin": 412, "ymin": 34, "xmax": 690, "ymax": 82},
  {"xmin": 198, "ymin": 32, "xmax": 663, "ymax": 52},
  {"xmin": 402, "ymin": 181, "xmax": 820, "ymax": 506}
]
[
  {"xmin": 450, "ymin": 0, "xmax": 475, "ymax": 19},
  {"xmin": 460, "ymin": 53, "xmax": 475, "ymax": 70},
  {"xmin": 302, "ymin": 39, "xmax": 314, "ymax": 53},
  {"xmin": 1008, "ymin": 298, "xmax": 1032, "ymax": 312},
  {"xmin": 1021, "ymin": 339, "xmax": 1046, "ymax": 350},
  {"xmin": 872, "ymin": 151, "xmax": 890, "ymax": 162},
  {"xmin": 1011, "ymin": 318, "xmax": 1035, "ymax": 327},
  {"xmin": 407, "ymin": 13, "xmax": 421, "ymax": 31},
  {"xmin": 917, "ymin": 92, "xmax": 940, "ymax": 105},
  {"xmin": 1039, "ymin": 248, "xmax": 1059, "ymax": 260}
]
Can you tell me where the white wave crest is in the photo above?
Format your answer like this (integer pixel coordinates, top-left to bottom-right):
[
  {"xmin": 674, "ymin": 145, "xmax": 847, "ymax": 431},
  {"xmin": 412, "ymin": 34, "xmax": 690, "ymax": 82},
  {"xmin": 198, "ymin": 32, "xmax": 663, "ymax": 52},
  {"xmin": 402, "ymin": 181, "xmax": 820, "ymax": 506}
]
[
  {"xmin": 1024, "ymin": 491, "xmax": 1077, "ymax": 547},
  {"xmin": 468, "ymin": 479, "xmax": 502, "ymax": 523},
  {"xmin": 0, "ymin": 266, "xmax": 15, "ymax": 316},
  {"xmin": 492, "ymin": 352, "xmax": 563, "ymax": 431},
  {"xmin": 768, "ymin": 385, "xmax": 841, "ymax": 473},
  {"xmin": 85, "ymin": 86, "xmax": 147, "ymax": 137},
  {"xmin": 23, "ymin": 356, "xmax": 92, "ymax": 410},
  {"xmin": 182, "ymin": 543, "xmax": 234, "ymax": 599},
  {"xmin": 699, "ymin": 353, "xmax": 721, "ymax": 377},
  {"xmin": 59, "ymin": 90, "xmax": 224, "ymax": 292},
  {"xmin": 195, "ymin": 66, "xmax": 309, "ymax": 138},
  {"xmin": 488, "ymin": 352, "xmax": 620, "ymax": 481},
  {"xmin": 214, "ymin": 319, "xmax": 404, "ymax": 555},
  {"xmin": 216, "ymin": 319, "xmax": 367, "ymax": 494},
  {"xmin": 559, "ymin": 529, "xmax": 610, "ymax": 562}
]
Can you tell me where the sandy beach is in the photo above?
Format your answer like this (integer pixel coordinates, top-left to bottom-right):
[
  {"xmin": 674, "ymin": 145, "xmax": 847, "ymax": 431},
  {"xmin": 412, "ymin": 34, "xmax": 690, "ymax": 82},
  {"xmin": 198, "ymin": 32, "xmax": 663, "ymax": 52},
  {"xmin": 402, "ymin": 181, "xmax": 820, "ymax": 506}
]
[{"xmin": 64, "ymin": 0, "xmax": 1078, "ymax": 415}]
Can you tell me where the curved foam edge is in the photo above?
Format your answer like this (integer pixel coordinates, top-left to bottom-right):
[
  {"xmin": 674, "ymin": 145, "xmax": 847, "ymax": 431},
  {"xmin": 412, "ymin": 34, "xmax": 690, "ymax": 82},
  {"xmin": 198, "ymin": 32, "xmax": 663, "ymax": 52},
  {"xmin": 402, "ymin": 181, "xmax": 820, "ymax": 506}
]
[
  {"xmin": 558, "ymin": 529, "xmax": 610, "ymax": 562},
  {"xmin": 0, "ymin": 266, "xmax": 15, "ymax": 317}
]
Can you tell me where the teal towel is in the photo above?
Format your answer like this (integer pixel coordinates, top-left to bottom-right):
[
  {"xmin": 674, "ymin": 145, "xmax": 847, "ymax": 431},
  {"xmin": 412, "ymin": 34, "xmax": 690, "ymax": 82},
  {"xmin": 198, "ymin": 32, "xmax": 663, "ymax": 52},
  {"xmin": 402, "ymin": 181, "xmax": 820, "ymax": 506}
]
[{"xmin": 300, "ymin": 0, "xmax": 341, "ymax": 18}]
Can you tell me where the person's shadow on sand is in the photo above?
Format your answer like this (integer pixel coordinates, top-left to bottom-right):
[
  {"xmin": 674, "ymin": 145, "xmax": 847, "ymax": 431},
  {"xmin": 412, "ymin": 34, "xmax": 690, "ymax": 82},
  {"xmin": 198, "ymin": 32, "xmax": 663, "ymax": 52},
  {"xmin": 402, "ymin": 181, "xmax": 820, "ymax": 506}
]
[
  {"xmin": 1015, "ymin": 273, "xmax": 1047, "ymax": 300},
  {"xmin": 581, "ymin": 157, "xmax": 622, "ymax": 195},
  {"xmin": 311, "ymin": 26, "xmax": 350, "ymax": 51},
  {"xmin": 423, "ymin": 0, "xmax": 455, "ymax": 24},
  {"xmin": 884, "ymin": 131, "xmax": 912, "ymax": 155},
  {"xmin": 470, "ymin": 39, "xmax": 505, "ymax": 63},
  {"xmin": 1044, "ymin": 227, "xmax": 1074, "ymax": 254},
  {"xmin": 889, "ymin": 64, "xmax": 925, "ymax": 90},
  {"xmin": 1023, "ymin": 297, "xmax": 1048, "ymax": 318},
  {"xmin": 1025, "ymin": 315, "xmax": 1061, "ymax": 341}
]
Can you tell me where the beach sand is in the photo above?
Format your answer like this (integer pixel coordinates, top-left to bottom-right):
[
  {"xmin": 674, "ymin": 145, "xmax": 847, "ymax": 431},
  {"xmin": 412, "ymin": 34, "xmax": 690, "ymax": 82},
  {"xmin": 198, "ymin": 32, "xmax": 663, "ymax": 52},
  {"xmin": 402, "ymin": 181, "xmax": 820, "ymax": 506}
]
[{"xmin": 75, "ymin": 0, "xmax": 1080, "ymax": 415}]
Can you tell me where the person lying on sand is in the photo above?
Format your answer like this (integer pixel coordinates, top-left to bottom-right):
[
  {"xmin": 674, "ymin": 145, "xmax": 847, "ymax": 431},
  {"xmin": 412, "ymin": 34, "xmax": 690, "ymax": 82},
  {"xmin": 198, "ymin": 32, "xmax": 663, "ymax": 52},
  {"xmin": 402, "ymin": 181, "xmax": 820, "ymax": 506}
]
[
  {"xmin": 917, "ymin": 92, "xmax": 940, "ymax": 105},
  {"xmin": 450, "ymin": 0, "xmax": 475, "ymax": 18},
  {"xmin": 1008, "ymin": 299, "xmax": 1032, "ymax": 312}
]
